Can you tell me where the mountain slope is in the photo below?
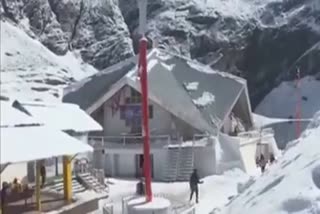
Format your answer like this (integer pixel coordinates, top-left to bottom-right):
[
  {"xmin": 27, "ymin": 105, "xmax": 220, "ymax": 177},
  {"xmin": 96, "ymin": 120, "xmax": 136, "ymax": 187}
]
[
  {"xmin": 214, "ymin": 111, "xmax": 320, "ymax": 214},
  {"xmin": 1, "ymin": 0, "xmax": 319, "ymax": 106},
  {"xmin": 0, "ymin": 20, "xmax": 96, "ymax": 101},
  {"xmin": 0, "ymin": 0, "xmax": 134, "ymax": 70},
  {"xmin": 119, "ymin": 0, "xmax": 320, "ymax": 106}
]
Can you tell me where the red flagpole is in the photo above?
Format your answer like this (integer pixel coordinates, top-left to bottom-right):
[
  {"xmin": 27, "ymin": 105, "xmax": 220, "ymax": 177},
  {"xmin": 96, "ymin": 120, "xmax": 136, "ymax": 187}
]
[
  {"xmin": 137, "ymin": 0, "xmax": 152, "ymax": 202},
  {"xmin": 295, "ymin": 67, "xmax": 301, "ymax": 138}
]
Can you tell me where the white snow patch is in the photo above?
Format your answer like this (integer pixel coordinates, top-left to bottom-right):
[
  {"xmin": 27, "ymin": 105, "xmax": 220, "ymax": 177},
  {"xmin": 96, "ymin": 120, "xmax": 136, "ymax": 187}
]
[
  {"xmin": 21, "ymin": 101, "xmax": 102, "ymax": 132},
  {"xmin": 193, "ymin": 91, "xmax": 215, "ymax": 107},
  {"xmin": 216, "ymin": 111, "xmax": 320, "ymax": 214},
  {"xmin": 94, "ymin": 169, "xmax": 250, "ymax": 214},
  {"xmin": 148, "ymin": 58, "xmax": 159, "ymax": 70},
  {"xmin": 160, "ymin": 62, "xmax": 175, "ymax": 71},
  {"xmin": 184, "ymin": 82, "xmax": 199, "ymax": 91},
  {"xmin": 186, "ymin": 60, "xmax": 246, "ymax": 84}
]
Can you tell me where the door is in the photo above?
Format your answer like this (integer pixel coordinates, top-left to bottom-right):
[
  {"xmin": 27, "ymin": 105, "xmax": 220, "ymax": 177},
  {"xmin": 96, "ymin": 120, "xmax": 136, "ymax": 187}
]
[
  {"xmin": 135, "ymin": 154, "xmax": 144, "ymax": 178},
  {"xmin": 135, "ymin": 154, "xmax": 154, "ymax": 178}
]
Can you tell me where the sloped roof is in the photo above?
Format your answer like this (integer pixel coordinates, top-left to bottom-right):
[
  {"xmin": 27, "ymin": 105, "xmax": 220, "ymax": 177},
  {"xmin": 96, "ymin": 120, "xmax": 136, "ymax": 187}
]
[
  {"xmin": 63, "ymin": 48, "xmax": 249, "ymax": 133},
  {"xmin": 1, "ymin": 126, "xmax": 93, "ymax": 164},
  {"xmin": 21, "ymin": 102, "xmax": 102, "ymax": 132},
  {"xmin": 127, "ymin": 62, "xmax": 214, "ymax": 133},
  {"xmin": 158, "ymin": 51, "xmax": 245, "ymax": 128},
  {"xmin": 0, "ymin": 100, "xmax": 42, "ymax": 127},
  {"xmin": 63, "ymin": 57, "xmax": 137, "ymax": 110}
]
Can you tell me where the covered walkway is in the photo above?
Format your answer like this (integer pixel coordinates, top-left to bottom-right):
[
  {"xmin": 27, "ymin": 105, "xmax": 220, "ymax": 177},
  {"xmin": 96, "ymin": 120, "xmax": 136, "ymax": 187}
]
[{"xmin": 0, "ymin": 125, "xmax": 93, "ymax": 213}]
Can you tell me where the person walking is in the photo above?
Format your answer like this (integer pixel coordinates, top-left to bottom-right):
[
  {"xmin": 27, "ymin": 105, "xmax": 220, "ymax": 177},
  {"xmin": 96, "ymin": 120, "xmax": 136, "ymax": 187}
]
[
  {"xmin": 40, "ymin": 163, "xmax": 46, "ymax": 188},
  {"xmin": 259, "ymin": 154, "xmax": 267, "ymax": 173},
  {"xmin": 189, "ymin": 169, "xmax": 203, "ymax": 203}
]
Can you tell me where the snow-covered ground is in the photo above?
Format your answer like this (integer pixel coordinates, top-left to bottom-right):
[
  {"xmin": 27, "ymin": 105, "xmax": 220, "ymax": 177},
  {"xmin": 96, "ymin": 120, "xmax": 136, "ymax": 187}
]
[
  {"xmin": 255, "ymin": 76, "xmax": 320, "ymax": 119},
  {"xmin": 214, "ymin": 111, "xmax": 320, "ymax": 214},
  {"xmin": 95, "ymin": 169, "xmax": 250, "ymax": 214},
  {"xmin": 0, "ymin": 20, "xmax": 97, "ymax": 102}
]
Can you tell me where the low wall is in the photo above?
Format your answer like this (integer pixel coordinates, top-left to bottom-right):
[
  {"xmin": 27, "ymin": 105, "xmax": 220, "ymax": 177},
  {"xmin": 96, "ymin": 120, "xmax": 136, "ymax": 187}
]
[{"xmin": 59, "ymin": 198, "xmax": 99, "ymax": 214}]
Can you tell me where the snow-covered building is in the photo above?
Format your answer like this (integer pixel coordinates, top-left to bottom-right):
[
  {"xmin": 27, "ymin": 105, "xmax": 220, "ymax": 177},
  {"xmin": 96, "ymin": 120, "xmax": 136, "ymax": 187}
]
[
  {"xmin": 63, "ymin": 48, "xmax": 257, "ymax": 180},
  {"xmin": 19, "ymin": 101, "xmax": 103, "ymax": 143},
  {"xmin": 0, "ymin": 97, "xmax": 102, "ymax": 182},
  {"xmin": 0, "ymin": 98, "xmax": 94, "ymax": 181}
]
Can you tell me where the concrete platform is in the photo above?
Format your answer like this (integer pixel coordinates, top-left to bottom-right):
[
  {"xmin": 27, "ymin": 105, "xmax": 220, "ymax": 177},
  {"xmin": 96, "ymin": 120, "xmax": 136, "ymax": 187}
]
[
  {"xmin": 1, "ymin": 190, "xmax": 104, "ymax": 214},
  {"xmin": 2, "ymin": 191, "xmax": 70, "ymax": 214}
]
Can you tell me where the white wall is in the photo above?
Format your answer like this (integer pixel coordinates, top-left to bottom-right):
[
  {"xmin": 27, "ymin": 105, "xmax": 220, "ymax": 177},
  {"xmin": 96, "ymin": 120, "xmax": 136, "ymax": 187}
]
[
  {"xmin": 152, "ymin": 150, "xmax": 167, "ymax": 180},
  {"xmin": 103, "ymin": 149, "xmax": 167, "ymax": 180},
  {"xmin": 223, "ymin": 116, "xmax": 232, "ymax": 134},
  {"xmin": 193, "ymin": 146, "xmax": 216, "ymax": 178},
  {"xmin": 239, "ymin": 140, "xmax": 257, "ymax": 174},
  {"xmin": 216, "ymin": 133, "xmax": 245, "ymax": 174},
  {"xmin": 103, "ymin": 86, "xmax": 172, "ymax": 136},
  {"xmin": 116, "ymin": 153, "xmax": 136, "ymax": 177}
]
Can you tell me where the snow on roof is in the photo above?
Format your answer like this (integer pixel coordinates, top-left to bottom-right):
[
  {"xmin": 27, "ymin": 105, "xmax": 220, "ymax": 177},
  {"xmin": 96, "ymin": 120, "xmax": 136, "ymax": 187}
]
[
  {"xmin": 0, "ymin": 100, "xmax": 41, "ymax": 127},
  {"xmin": 186, "ymin": 60, "xmax": 246, "ymax": 84},
  {"xmin": 217, "ymin": 111, "xmax": 320, "ymax": 214},
  {"xmin": 21, "ymin": 101, "xmax": 102, "ymax": 132},
  {"xmin": 192, "ymin": 91, "xmax": 215, "ymax": 107},
  {"xmin": 64, "ymin": 47, "xmax": 251, "ymax": 132},
  {"xmin": 0, "ymin": 126, "xmax": 93, "ymax": 164},
  {"xmin": 184, "ymin": 82, "xmax": 199, "ymax": 91}
]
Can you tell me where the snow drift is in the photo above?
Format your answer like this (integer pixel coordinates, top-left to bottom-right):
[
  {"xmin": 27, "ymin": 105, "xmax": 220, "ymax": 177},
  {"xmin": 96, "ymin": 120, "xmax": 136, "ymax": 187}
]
[{"xmin": 215, "ymin": 110, "xmax": 320, "ymax": 214}]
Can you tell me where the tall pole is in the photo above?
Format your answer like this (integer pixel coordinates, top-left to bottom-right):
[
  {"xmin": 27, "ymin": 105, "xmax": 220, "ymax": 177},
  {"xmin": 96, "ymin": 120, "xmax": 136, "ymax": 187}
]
[
  {"xmin": 295, "ymin": 67, "xmax": 301, "ymax": 138},
  {"xmin": 137, "ymin": 0, "xmax": 152, "ymax": 202}
]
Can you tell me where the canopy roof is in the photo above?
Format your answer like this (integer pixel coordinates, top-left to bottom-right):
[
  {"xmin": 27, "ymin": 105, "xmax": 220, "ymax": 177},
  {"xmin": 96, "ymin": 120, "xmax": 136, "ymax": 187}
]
[
  {"xmin": 0, "ymin": 100, "xmax": 41, "ymax": 127},
  {"xmin": 0, "ymin": 126, "xmax": 93, "ymax": 164},
  {"xmin": 21, "ymin": 101, "xmax": 102, "ymax": 132}
]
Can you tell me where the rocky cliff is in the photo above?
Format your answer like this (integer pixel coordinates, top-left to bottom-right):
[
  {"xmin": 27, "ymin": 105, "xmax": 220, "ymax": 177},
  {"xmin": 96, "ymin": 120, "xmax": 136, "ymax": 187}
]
[{"xmin": 1, "ymin": 0, "xmax": 319, "ymax": 106}]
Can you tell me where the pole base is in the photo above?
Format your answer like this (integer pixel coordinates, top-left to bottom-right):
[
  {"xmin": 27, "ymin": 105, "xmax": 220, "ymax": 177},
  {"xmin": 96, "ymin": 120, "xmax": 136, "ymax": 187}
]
[{"xmin": 126, "ymin": 196, "xmax": 171, "ymax": 214}]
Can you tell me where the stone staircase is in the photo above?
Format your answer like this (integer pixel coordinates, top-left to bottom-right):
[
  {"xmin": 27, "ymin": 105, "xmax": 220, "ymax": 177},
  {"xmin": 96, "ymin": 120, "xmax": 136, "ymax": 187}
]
[
  {"xmin": 77, "ymin": 172, "xmax": 109, "ymax": 194},
  {"xmin": 44, "ymin": 172, "xmax": 108, "ymax": 195},
  {"xmin": 44, "ymin": 175, "xmax": 86, "ymax": 194},
  {"xmin": 176, "ymin": 147, "xmax": 194, "ymax": 181},
  {"xmin": 162, "ymin": 147, "xmax": 180, "ymax": 181},
  {"xmin": 162, "ymin": 146, "xmax": 194, "ymax": 182}
]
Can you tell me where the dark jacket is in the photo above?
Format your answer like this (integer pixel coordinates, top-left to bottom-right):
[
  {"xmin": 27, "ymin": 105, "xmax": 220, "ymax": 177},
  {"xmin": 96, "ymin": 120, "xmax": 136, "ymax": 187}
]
[
  {"xmin": 190, "ymin": 171, "xmax": 200, "ymax": 189},
  {"xmin": 40, "ymin": 165, "xmax": 46, "ymax": 176}
]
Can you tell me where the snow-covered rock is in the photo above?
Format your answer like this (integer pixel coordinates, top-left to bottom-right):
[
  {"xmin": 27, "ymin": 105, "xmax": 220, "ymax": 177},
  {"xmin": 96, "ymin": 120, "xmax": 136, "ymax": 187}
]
[
  {"xmin": 1, "ymin": 0, "xmax": 134, "ymax": 70},
  {"xmin": 1, "ymin": 0, "xmax": 319, "ymax": 106},
  {"xmin": 119, "ymin": 0, "xmax": 320, "ymax": 106},
  {"xmin": 0, "ymin": 20, "xmax": 96, "ymax": 101},
  {"xmin": 215, "ymin": 111, "xmax": 320, "ymax": 214}
]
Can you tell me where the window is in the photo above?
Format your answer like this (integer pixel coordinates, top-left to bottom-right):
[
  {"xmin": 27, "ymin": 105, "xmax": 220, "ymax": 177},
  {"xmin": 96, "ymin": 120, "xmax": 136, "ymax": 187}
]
[
  {"xmin": 130, "ymin": 88, "xmax": 141, "ymax": 103},
  {"xmin": 149, "ymin": 106, "xmax": 153, "ymax": 119}
]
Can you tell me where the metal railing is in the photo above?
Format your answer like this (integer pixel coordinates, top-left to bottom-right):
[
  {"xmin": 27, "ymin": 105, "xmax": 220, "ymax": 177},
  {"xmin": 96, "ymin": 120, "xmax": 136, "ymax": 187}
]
[
  {"xmin": 103, "ymin": 202, "xmax": 114, "ymax": 214},
  {"xmin": 73, "ymin": 158, "xmax": 109, "ymax": 193},
  {"xmin": 89, "ymin": 135, "xmax": 172, "ymax": 148}
]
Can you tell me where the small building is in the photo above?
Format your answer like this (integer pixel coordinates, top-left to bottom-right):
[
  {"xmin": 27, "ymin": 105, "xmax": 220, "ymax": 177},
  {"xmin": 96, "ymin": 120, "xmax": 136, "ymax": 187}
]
[
  {"xmin": 1, "ymin": 97, "xmax": 103, "ymax": 181},
  {"xmin": 18, "ymin": 100, "xmax": 103, "ymax": 180},
  {"xmin": 63, "ymin": 48, "xmax": 256, "ymax": 180},
  {"xmin": 0, "ymin": 99, "xmax": 98, "ymax": 214}
]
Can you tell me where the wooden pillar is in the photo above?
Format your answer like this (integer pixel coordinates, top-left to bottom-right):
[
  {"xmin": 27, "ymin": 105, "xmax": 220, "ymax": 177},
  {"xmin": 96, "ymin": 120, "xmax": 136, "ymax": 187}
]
[
  {"xmin": 35, "ymin": 161, "xmax": 41, "ymax": 211},
  {"xmin": 63, "ymin": 156, "xmax": 72, "ymax": 203}
]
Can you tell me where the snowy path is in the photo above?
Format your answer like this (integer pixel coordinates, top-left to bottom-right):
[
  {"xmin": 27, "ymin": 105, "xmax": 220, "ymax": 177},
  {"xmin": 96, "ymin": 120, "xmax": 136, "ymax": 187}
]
[{"xmin": 95, "ymin": 170, "xmax": 250, "ymax": 214}]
